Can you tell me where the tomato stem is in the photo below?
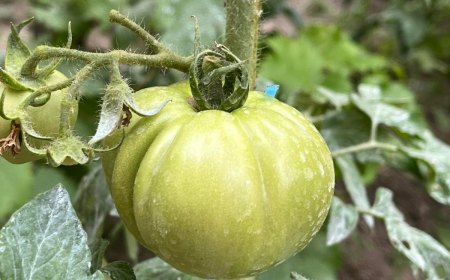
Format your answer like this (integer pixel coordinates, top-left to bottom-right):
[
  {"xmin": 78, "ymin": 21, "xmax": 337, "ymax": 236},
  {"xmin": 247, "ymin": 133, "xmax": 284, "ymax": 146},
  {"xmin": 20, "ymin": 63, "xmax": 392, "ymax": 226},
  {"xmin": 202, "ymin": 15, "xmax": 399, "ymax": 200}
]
[
  {"xmin": 225, "ymin": 0, "xmax": 261, "ymax": 90},
  {"xmin": 19, "ymin": 10, "xmax": 193, "ymax": 78}
]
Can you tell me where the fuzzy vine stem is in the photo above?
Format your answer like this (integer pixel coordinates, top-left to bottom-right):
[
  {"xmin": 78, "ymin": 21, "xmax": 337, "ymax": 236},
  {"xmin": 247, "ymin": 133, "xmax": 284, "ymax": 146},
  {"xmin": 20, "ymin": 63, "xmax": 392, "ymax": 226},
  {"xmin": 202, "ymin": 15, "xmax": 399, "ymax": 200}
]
[
  {"xmin": 224, "ymin": 0, "xmax": 261, "ymax": 90},
  {"xmin": 19, "ymin": 10, "xmax": 193, "ymax": 79}
]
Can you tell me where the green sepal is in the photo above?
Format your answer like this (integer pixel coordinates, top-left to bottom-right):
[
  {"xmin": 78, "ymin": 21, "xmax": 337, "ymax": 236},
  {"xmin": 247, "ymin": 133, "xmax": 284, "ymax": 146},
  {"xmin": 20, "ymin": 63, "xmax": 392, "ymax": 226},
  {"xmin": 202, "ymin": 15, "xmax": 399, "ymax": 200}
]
[
  {"xmin": 0, "ymin": 68, "xmax": 32, "ymax": 91},
  {"xmin": 5, "ymin": 18, "xmax": 33, "ymax": 73},
  {"xmin": 189, "ymin": 45, "xmax": 249, "ymax": 112},
  {"xmin": 89, "ymin": 65, "xmax": 168, "ymax": 145}
]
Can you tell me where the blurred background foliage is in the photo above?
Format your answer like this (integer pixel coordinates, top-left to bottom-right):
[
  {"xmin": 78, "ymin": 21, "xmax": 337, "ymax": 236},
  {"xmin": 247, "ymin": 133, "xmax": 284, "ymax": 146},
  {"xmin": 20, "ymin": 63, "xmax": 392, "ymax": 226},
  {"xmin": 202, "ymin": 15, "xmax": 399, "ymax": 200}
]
[{"xmin": 1, "ymin": 0, "xmax": 450, "ymax": 279}]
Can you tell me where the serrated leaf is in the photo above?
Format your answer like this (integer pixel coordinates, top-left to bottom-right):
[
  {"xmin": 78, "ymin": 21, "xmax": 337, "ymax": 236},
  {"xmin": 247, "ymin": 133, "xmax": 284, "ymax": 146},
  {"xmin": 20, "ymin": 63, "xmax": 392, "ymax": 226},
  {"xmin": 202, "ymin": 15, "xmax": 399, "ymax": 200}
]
[
  {"xmin": 335, "ymin": 156, "xmax": 374, "ymax": 228},
  {"xmin": 0, "ymin": 186, "xmax": 104, "ymax": 280},
  {"xmin": 373, "ymin": 188, "xmax": 450, "ymax": 279},
  {"xmin": 134, "ymin": 258, "xmax": 202, "ymax": 280},
  {"xmin": 260, "ymin": 25, "xmax": 387, "ymax": 97},
  {"xmin": 102, "ymin": 262, "xmax": 136, "ymax": 280},
  {"xmin": 260, "ymin": 35, "xmax": 324, "ymax": 93},
  {"xmin": 74, "ymin": 166, "xmax": 114, "ymax": 242},
  {"xmin": 402, "ymin": 131, "xmax": 450, "ymax": 205},
  {"xmin": 326, "ymin": 197, "xmax": 359, "ymax": 246}
]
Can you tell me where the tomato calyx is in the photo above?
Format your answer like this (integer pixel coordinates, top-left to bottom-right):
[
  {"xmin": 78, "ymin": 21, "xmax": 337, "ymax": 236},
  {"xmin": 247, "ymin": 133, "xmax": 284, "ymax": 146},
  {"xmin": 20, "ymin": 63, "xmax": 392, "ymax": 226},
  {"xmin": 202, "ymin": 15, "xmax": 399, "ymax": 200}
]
[
  {"xmin": 189, "ymin": 43, "xmax": 249, "ymax": 112},
  {"xmin": 0, "ymin": 121, "xmax": 22, "ymax": 156}
]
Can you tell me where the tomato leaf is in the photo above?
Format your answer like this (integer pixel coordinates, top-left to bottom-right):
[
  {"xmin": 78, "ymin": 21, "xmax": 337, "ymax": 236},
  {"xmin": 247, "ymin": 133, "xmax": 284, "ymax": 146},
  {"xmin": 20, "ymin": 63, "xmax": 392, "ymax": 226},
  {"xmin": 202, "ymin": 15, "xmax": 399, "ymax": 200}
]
[
  {"xmin": 372, "ymin": 188, "xmax": 450, "ymax": 279},
  {"xmin": 101, "ymin": 261, "xmax": 136, "ymax": 280},
  {"xmin": 326, "ymin": 197, "xmax": 359, "ymax": 246},
  {"xmin": 351, "ymin": 84, "xmax": 423, "ymax": 139},
  {"xmin": 316, "ymin": 87, "xmax": 350, "ymax": 109},
  {"xmin": 74, "ymin": 165, "xmax": 114, "ymax": 242},
  {"xmin": 260, "ymin": 25, "xmax": 387, "ymax": 97},
  {"xmin": 133, "ymin": 258, "xmax": 202, "ymax": 280},
  {"xmin": 320, "ymin": 109, "xmax": 371, "ymax": 151},
  {"xmin": 0, "ymin": 186, "xmax": 104, "ymax": 280},
  {"xmin": 335, "ymin": 156, "xmax": 374, "ymax": 228},
  {"xmin": 401, "ymin": 131, "xmax": 450, "ymax": 205}
]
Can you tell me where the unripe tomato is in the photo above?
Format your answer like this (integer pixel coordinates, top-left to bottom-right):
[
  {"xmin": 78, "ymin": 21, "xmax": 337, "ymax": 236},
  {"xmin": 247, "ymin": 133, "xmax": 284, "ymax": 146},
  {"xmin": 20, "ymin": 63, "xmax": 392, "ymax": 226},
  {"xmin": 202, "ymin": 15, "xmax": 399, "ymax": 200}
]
[
  {"xmin": 0, "ymin": 71, "xmax": 77, "ymax": 164},
  {"xmin": 103, "ymin": 82, "xmax": 334, "ymax": 279}
]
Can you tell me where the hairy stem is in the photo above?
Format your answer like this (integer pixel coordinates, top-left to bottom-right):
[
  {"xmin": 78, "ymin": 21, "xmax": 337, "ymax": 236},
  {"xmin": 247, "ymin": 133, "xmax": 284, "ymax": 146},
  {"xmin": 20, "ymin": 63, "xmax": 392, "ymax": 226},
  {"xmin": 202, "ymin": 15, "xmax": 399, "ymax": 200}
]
[
  {"xmin": 21, "ymin": 47, "xmax": 192, "ymax": 77},
  {"xmin": 224, "ymin": 0, "xmax": 261, "ymax": 90},
  {"xmin": 109, "ymin": 9, "xmax": 166, "ymax": 54}
]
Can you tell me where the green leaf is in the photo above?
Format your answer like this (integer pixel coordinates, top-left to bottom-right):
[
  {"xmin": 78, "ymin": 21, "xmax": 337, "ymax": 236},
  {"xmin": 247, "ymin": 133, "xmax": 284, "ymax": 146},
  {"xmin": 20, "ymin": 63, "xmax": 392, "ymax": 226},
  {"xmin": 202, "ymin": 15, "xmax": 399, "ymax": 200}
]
[
  {"xmin": 401, "ymin": 131, "xmax": 450, "ymax": 205},
  {"xmin": 372, "ymin": 188, "xmax": 450, "ymax": 279},
  {"xmin": 101, "ymin": 261, "xmax": 136, "ymax": 280},
  {"xmin": 335, "ymin": 156, "xmax": 374, "ymax": 228},
  {"xmin": 352, "ymin": 84, "xmax": 423, "ymax": 138},
  {"xmin": 0, "ymin": 186, "xmax": 104, "ymax": 280},
  {"xmin": 152, "ymin": 0, "xmax": 225, "ymax": 56},
  {"xmin": 316, "ymin": 87, "xmax": 350, "ymax": 109},
  {"xmin": 0, "ymin": 159, "xmax": 34, "ymax": 218},
  {"xmin": 320, "ymin": 109, "xmax": 371, "ymax": 151},
  {"xmin": 134, "ymin": 257, "xmax": 202, "ymax": 280},
  {"xmin": 260, "ymin": 25, "xmax": 387, "ymax": 97},
  {"xmin": 74, "ymin": 165, "xmax": 114, "ymax": 241},
  {"xmin": 326, "ymin": 197, "xmax": 359, "ymax": 246},
  {"xmin": 260, "ymin": 36, "xmax": 324, "ymax": 93}
]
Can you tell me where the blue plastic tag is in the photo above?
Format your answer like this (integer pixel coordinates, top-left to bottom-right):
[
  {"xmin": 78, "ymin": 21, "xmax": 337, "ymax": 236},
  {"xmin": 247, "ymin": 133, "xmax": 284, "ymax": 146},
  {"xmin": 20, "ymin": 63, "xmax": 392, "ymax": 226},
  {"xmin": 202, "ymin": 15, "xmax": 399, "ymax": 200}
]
[{"xmin": 265, "ymin": 84, "xmax": 279, "ymax": 98}]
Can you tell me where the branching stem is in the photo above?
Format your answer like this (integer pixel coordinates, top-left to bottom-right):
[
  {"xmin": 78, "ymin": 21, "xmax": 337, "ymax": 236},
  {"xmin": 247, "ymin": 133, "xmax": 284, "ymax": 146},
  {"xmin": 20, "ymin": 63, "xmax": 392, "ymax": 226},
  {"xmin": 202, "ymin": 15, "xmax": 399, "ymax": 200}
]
[{"xmin": 19, "ymin": 9, "xmax": 193, "ymax": 80}]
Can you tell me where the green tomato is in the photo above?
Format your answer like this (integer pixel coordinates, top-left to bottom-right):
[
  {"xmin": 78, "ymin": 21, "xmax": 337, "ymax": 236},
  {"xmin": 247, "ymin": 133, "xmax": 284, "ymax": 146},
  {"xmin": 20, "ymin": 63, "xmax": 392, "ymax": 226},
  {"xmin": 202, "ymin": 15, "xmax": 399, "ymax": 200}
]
[
  {"xmin": 103, "ymin": 82, "xmax": 334, "ymax": 279},
  {"xmin": 0, "ymin": 71, "xmax": 77, "ymax": 164}
]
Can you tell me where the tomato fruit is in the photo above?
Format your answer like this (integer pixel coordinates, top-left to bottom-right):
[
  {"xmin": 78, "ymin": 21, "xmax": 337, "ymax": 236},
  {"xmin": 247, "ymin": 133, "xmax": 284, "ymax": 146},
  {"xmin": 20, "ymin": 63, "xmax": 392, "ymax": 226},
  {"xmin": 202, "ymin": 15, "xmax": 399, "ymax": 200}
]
[
  {"xmin": 103, "ymin": 82, "xmax": 334, "ymax": 278},
  {"xmin": 0, "ymin": 71, "xmax": 77, "ymax": 164}
]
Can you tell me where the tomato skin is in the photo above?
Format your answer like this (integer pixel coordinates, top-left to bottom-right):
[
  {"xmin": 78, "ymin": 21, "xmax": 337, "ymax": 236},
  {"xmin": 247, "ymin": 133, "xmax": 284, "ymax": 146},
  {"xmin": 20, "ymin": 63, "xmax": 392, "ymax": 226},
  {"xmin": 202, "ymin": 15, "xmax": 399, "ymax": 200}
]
[
  {"xmin": 0, "ymin": 71, "xmax": 77, "ymax": 164},
  {"xmin": 104, "ymin": 82, "xmax": 334, "ymax": 278}
]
